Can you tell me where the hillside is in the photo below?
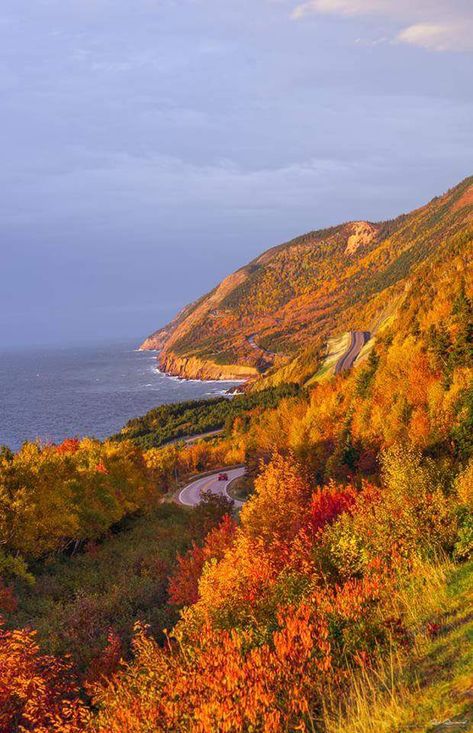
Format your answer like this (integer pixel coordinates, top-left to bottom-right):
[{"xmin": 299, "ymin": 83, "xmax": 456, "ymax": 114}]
[
  {"xmin": 141, "ymin": 176, "xmax": 473, "ymax": 381},
  {"xmin": 0, "ymin": 175, "xmax": 472, "ymax": 732}
]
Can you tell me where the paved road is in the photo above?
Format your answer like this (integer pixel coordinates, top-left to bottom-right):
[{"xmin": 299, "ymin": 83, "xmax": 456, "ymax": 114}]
[
  {"xmin": 335, "ymin": 331, "xmax": 370, "ymax": 374},
  {"xmin": 247, "ymin": 334, "xmax": 275, "ymax": 357},
  {"xmin": 181, "ymin": 429, "xmax": 224, "ymax": 445},
  {"xmin": 164, "ymin": 429, "xmax": 225, "ymax": 448},
  {"xmin": 178, "ymin": 467, "xmax": 246, "ymax": 508}
]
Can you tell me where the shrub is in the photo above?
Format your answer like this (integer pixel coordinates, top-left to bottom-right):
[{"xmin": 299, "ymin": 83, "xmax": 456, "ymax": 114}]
[{"xmin": 454, "ymin": 513, "xmax": 473, "ymax": 561}]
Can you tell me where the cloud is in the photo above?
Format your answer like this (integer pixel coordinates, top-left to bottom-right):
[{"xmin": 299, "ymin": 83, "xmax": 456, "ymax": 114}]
[
  {"xmin": 396, "ymin": 22, "xmax": 472, "ymax": 52},
  {"xmin": 291, "ymin": 0, "xmax": 473, "ymax": 51}
]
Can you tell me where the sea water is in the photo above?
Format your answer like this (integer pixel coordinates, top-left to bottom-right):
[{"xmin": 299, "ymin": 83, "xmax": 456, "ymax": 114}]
[{"xmin": 0, "ymin": 340, "xmax": 241, "ymax": 451}]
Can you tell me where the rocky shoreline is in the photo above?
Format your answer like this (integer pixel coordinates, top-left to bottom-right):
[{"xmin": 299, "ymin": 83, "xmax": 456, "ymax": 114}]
[
  {"xmin": 139, "ymin": 344, "xmax": 256, "ymax": 383},
  {"xmin": 158, "ymin": 351, "xmax": 257, "ymax": 382}
]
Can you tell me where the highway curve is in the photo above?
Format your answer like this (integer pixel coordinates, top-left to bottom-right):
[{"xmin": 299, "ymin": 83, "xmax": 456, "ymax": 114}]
[
  {"xmin": 246, "ymin": 334, "xmax": 275, "ymax": 357},
  {"xmin": 178, "ymin": 467, "xmax": 246, "ymax": 508},
  {"xmin": 178, "ymin": 333, "xmax": 368, "ymax": 506},
  {"xmin": 335, "ymin": 331, "xmax": 370, "ymax": 374}
]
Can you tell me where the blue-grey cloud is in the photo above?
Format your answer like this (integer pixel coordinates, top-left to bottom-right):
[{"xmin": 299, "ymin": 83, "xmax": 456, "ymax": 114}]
[{"xmin": 0, "ymin": 0, "xmax": 471, "ymax": 345}]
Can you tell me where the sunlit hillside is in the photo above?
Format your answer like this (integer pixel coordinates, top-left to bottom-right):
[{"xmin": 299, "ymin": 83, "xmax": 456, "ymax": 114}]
[
  {"xmin": 142, "ymin": 176, "xmax": 473, "ymax": 383},
  {"xmin": 0, "ymin": 176, "xmax": 472, "ymax": 732}
]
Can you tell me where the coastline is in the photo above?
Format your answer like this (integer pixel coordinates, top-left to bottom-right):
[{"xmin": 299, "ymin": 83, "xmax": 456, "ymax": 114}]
[
  {"xmin": 1, "ymin": 341, "xmax": 245, "ymax": 451},
  {"xmin": 156, "ymin": 365, "xmax": 247, "ymax": 386},
  {"xmin": 142, "ymin": 346, "xmax": 253, "ymax": 385}
]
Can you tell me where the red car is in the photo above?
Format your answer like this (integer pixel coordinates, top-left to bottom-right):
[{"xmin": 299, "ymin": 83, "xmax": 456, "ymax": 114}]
[{"xmin": 218, "ymin": 472, "xmax": 229, "ymax": 482}]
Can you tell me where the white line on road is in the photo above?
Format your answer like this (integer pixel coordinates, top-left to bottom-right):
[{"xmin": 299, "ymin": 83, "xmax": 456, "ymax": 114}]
[{"xmin": 178, "ymin": 467, "xmax": 246, "ymax": 508}]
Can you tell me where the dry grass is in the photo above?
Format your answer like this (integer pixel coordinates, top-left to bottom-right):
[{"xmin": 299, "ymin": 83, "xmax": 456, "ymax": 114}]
[
  {"xmin": 392, "ymin": 556, "xmax": 454, "ymax": 636},
  {"xmin": 306, "ymin": 332, "xmax": 351, "ymax": 385},
  {"xmin": 322, "ymin": 646, "xmax": 419, "ymax": 733},
  {"xmin": 321, "ymin": 559, "xmax": 473, "ymax": 733}
]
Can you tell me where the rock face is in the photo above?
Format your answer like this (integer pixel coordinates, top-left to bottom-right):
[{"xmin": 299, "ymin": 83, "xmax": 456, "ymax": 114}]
[
  {"xmin": 159, "ymin": 352, "xmax": 258, "ymax": 381},
  {"xmin": 141, "ymin": 176, "xmax": 473, "ymax": 381},
  {"xmin": 344, "ymin": 222, "xmax": 377, "ymax": 256}
]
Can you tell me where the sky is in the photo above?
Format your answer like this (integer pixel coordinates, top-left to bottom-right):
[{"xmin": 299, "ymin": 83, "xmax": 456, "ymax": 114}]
[{"xmin": 0, "ymin": 0, "xmax": 472, "ymax": 347}]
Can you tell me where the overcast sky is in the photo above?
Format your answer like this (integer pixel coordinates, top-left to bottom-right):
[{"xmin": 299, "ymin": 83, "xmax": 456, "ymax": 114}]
[{"xmin": 0, "ymin": 0, "xmax": 472, "ymax": 346}]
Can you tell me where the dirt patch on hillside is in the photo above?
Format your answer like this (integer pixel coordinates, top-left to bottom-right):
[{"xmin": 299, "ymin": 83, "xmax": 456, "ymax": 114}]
[{"xmin": 345, "ymin": 222, "xmax": 377, "ymax": 256}]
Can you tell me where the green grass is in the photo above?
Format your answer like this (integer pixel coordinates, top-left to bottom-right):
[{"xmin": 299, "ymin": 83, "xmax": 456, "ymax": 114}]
[
  {"xmin": 306, "ymin": 332, "xmax": 351, "ymax": 386},
  {"xmin": 227, "ymin": 473, "xmax": 253, "ymax": 502},
  {"xmin": 411, "ymin": 561, "xmax": 473, "ymax": 732},
  {"xmin": 323, "ymin": 560, "xmax": 473, "ymax": 733},
  {"xmin": 9, "ymin": 505, "xmax": 196, "ymax": 670}
]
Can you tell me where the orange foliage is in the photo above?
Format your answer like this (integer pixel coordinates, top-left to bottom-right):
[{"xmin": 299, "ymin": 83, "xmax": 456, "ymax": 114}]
[
  {"xmin": 55, "ymin": 439, "xmax": 80, "ymax": 455},
  {"xmin": 169, "ymin": 515, "xmax": 237, "ymax": 607},
  {"xmin": 92, "ymin": 607, "xmax": 332, "ymax": 733},
  {"xmin": 0, "ymin": 621, "xmax": 89, "ymax": 733},
  {"xmin": 91, "ymin": 567, "xmax": 396, "ymax": 733},
  {"xmin": 241, "ymin": 453, "xmax": 311, "ymax": 547},
  {"xmin": 0, "ymin": 209, "xmax": 470, "ymax": 732}
]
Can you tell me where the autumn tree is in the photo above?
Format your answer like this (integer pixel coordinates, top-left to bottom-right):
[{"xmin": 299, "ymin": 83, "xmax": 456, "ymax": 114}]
[
  {"xmin": 169, "ymin": 514, "xmax": 237, "ymax": 607},
  {"xmin": 0, "ymin": 621, "xmax": 89, "ymax": 732},
  {"xmin": 241, "ymin": 453, "xmax": 312, "ymax": 547}
]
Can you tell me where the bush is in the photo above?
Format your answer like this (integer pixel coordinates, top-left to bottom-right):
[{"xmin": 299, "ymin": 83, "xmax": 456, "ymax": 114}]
[{"xmin": 454, "ymin": 512, "xmax": 473, "ymax": 561}]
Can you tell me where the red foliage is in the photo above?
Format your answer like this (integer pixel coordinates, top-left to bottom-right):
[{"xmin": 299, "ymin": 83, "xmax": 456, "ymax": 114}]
[
  {"xmin": 55, "ymin": 439, "xmax": 80, "ymax": 455},
  {"xmin": 0, "ymin": 582, "xmax": 17, "ymax": 614},
  {"xmin": 85, "ymin": 629, "xmax": 123, "ymax": 685},
  {"xmin": 169, "ymin": 515, "xmax": 237, "ymax": 607},
  {"xmin": 426, "ymin": 621, "xmax": 442, "ymax": 639},
  {"xmin": 308, "ymin": 483, "xmax": 356, "ymax": 535},
  {"xmin": 168, "ymin": 544, "xmax": 205, "ymax": 607}
]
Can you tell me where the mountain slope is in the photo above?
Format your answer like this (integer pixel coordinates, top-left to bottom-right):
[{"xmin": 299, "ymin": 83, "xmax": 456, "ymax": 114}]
[{"xmin": 141, "ymin": 176, "xmax": 473, "ymax": 380}]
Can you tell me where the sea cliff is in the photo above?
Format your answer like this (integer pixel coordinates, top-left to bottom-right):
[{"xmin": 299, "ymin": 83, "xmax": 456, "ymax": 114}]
[{"xmin": 158, "ymin": 351, "xmax": 257, "ymax": 381}]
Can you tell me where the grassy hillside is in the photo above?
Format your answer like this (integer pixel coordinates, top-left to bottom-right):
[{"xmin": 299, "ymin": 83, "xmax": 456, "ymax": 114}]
[
  {"xmin": 142, "ymin": 176, "xmax": 473, "ymax": 382},
  {"xmin": 7, "ymin": 497, "xmax": 239, "ymax": 674},
  {"xmin": 0, "ymin": 177, "xmax": 471, "ymax": 732},
  {"xmin": 323, "ymin": 560, "xmax": 473, "ymax": 733}
]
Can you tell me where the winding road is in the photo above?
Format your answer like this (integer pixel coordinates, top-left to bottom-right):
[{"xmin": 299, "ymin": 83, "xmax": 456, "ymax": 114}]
[
  {"xmin": 178, "ymin": 332, "xmax": 369, "ymax": 508},
  {"xmin": 178, "ymin": 466, "xmax": 246, "ymax": 508},
  {"xmin": 335, "ymin": 331, "xmax": 370, "ymax": 374},
  {"xmin": 167, "ymin": 429, "xmax": 224, "ymax": 447},
  {"xmin": 247, "ymin": 334, "xmax": 275, "ymax": 357}
]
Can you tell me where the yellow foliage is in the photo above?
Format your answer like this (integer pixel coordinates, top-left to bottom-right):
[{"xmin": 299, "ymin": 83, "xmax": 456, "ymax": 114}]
[{"xmin": 456, "ymin": 459, "xmax": 473, "ymax": 509}]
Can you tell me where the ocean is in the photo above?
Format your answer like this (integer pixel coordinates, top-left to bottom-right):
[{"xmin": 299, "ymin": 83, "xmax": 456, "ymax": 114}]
[{"xmin": 0, "ymin": 340, "xmax": 240, "ymax": 451}]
